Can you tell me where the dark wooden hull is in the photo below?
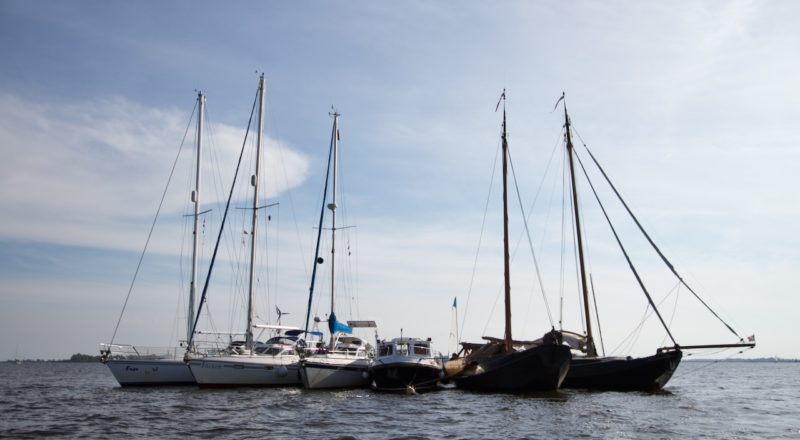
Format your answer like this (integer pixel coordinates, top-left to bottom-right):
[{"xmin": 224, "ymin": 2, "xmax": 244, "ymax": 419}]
[
  {"xmin": 562, "ymin": 349, "xmax": 682, "ymax": 391},
  {"xmin": 371, "ymin": 363, "xmax": 442, "ymax": 392},
  {"xmin": 453, "ymin": 344, "xmax": 571, "ymax": 393}
]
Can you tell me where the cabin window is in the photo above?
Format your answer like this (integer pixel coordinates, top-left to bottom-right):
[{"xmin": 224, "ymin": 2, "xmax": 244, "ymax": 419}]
[
  {"xmin": 397, "ymin": 344, "xmax": 408, "ymax": 356},
  {"xmin": 379, "ymin": 345, "xmax": 393, "ymax": 356},
  {"xmin": 413, "ymin": 345, "xmax": 429, "ymax": 355},
  {"xmin": 261, "ymin": 347, "xmax": 281, "ymax": 356}
]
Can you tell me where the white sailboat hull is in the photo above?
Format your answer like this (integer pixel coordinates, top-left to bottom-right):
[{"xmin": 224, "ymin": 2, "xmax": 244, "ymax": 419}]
[
  {"xmin": 188, "ymin": 355, "xmax": 302, "ymax": 387},
  {"xmin": 300, "ymin": 356, "xmax": 371, "ymax": 389},
  {"xmin": 105, "ymin": 359, "xmax": 195, "ymax": 386}
]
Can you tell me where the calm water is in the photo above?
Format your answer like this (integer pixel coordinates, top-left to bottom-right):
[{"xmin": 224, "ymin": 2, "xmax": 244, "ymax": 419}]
[{"xmin": 0, "ymin": 361, "xmax": 797, "ymax": 439}]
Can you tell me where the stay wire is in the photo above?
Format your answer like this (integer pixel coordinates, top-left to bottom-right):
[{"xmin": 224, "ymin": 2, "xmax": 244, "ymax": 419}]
[
  {"xmin": 188, "ymin": 86, "xmax": 259, "ymax": 347},
  {"xmin": 611, "ymin": 281, "xmax": 679, "ymax": 355},
  {"xmin": 567, "ymin": 164, "xmax": 586, "ymax": 334},
  {"xmin": 108, "ymin": 100, "xmax": 197, "ymax": 348},
  {"xmin": 675, "ymin": 345, "xmax": 755, "ymax": 377},
  {"xmin": 303, "ymin": 116, "xmax": 335, "ymax": 334},
  {"xmin": 507, "ymin": 146, "xmax": 554, "ymax": 327},
  {"xmin": 576, "ymin": 135, "xmax": 742, "ymax": 341},
  {"xmin": 460, "ymin": 138, "xmax": 501, "ymax": 340},
  {"xmin": 589, "ymin": 274, "xmax": 606, "ymax": 356},
  {"xmin": 572, "ymin": 148, "xmax": 678, "ymax": 346}
]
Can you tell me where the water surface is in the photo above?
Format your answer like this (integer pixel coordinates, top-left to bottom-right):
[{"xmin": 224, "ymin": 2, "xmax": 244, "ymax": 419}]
[{"xmin": 1, "ymin": 361, "xmax": 797, "ymax": 439}]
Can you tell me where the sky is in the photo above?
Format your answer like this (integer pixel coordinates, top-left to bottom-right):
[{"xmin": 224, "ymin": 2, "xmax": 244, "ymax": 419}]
[{"xmin": 1, "ymin": 0, "xmax": 798, "ymax": 360}]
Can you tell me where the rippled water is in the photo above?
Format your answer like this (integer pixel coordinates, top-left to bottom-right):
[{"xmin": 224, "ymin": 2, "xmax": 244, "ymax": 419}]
[{"xmin": 1, "ymin": 361, "xmax": 798, "ymax": 439}]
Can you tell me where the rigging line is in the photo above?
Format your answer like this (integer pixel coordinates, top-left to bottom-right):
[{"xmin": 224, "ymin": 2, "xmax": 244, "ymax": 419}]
[
  {"xmin": 580, "ymin": 142, "xmax": 742, "ymax": 340},
  {"xmin": 507, "ymin": 146, "xmax": 554, "ymax": 327},
  {"xmin": 573, "ymin": 148, "xmax": 678, "ymax": 346},
  {"xmin": 612, "ymin": 301, "xmax": 649, "ymax": 356},
  {"xmin": 518, "ymin": 129, "xmax": 563, "ymax": 334},
  {"xmin": 207, "ymin": 112, "xmax": 243, "ymax": 334},
  {"xmin": 205, "ymin": 107, "xmax": 240, "ymax": 286},
  {"xmin": 188, "ymin": 85, "xmax": 259, "ymax": 348},
  {"xmin": 559, "ymin": 145, "xmax": 568, "ymax": 330},
  {"xmin": 566, "ymin": 162, "xmax": 586, "ymax": 333},
  {"xmin": 612, "ymin": 279, "xmax": 679, "ymax": 355},
  {"xmin": 176, "ymin": 121, "xmax": 198, "ymax": 345},
  {"xmin": 107, "ymin": 99, "xmax": 197, "ymax": 348},
  {"xmin": 675, "ymin": 346, "xmax": 755, "ymax": 377},
  {"xmin": 481, "ymin": 284, "xmax": 505, "ymax": 338},
  {"xmin": 260, "ymin": 203, "xmax": 274, "ymax": 325},
  {"xmin": 460, "ymin": 137, "xmax": 502, "ymax": 340},
  {"xmin": 303, "ymin": 115, "xmax": 335, "ymax": 334},
  {"xmin": 660, "ymin": 282, "xmax": 682, "ymax": 347},
  {"xmin": 175, "ymin": 186, "xmax": 192, "ymax": 345},
  {"xmin": 589, "ymin": 274, "xmax": 606, "ymax": 357},
  {"xmin": 275, "ymin": 135, "xmax": 309, "ymax": 280},
  {"xmin": 578, "ymin": 170, "xmax": 603, "ymax": 352},
  {"xmin": 521, "ymin": 128, "xmax": 564, "ymax": 230},
  {"xmin": 274, "ymin": 205, "xmax": 280, "ymax": 323}
]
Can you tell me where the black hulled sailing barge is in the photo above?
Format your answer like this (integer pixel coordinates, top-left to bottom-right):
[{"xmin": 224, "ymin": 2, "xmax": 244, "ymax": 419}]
[
  {"xmin": 555, "ymin": 95, "xmax": 754, "ymax": 391},
  {"xmin": 448, "ymin": 92, "xmax": 572, "ymax": 392}
]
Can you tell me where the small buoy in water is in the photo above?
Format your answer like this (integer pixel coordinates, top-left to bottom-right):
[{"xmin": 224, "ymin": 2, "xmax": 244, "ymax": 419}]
[
  {"xmin": 277, "ymin": 366, "xmax": 288, "ymax": 377},
  {"xmin": 405, "ymin": 385, "xmax": 417, "ymax": 395}
]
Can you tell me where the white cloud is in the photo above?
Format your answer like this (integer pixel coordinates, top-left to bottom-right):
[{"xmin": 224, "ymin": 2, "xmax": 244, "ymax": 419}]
[{"xmin": 0, "ymin": 92, "xmax": 310, "ymax": 253}]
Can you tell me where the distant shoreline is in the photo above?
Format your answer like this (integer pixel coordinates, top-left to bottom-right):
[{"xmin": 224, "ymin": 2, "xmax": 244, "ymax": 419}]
[
  {"xmin": 684, "ymin": 357, "xmax": 799, "ymax": 363},
  {"xmin": 5, "ymin": 353, "xmax": 103, "ymax": 363}
]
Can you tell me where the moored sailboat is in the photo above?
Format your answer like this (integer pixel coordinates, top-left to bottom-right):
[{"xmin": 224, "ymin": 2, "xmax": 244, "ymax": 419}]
[
  {"xmin": 100, "ymin": 91, "xmax": 208, "ymax": 386},
  {"xmin": 188, "ymin": 325, "xmax": 305, "ymax": 387},
  {"xmin": 553, "ymin": 95, "xmax": 754, "ymax": 390},
  {"xmin": 300, "ymin": 110, "xmax": 377, "ymax": 390},
  {"xmin": 301, "ymin": 329, "xmax": 374, "ymax": 389},
  {"xmin": 448, "ymin": 92, "xmax": 572, "ymax": 393},
  {"xmin": 186, "ymin": 74, "xmax": 306, "ymax": 387}
]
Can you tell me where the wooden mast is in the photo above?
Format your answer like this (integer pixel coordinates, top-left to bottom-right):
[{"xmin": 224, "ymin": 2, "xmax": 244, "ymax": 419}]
[
  {"xmin": 501, "ymin": 91, "xmax": 513, "ymax": 354},
  {"xmin": 564, "ymin": 98, "xmax": 597, "ymax": 357}
]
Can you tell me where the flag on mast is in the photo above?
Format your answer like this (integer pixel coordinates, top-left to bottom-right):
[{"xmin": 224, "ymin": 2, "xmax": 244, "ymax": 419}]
[{"xmin": 449, "ymin": 296, "xmax": 459, "ymax": 356}]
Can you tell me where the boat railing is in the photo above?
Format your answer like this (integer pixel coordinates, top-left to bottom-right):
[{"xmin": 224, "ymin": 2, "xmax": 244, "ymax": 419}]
[
  {"xmin": 328, "ymin": 348, "xmax": 368, "ymax": 358},
  {"xmin": 99, "ymin": 343, "xmax": 186, "ymax": 361}
]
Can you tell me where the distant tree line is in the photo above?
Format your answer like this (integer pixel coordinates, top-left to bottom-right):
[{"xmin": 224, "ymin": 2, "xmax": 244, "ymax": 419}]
[
  {"xmin": 5, "ymin": 353, "xmax": 103, "ymax": 363},
  {"xmin": 68, "ymin": 353, "xmax": 103, "ymax": 362},
  {"xmin": 685, "ymin": 357, "xmax": 798, "ymax": 363}
]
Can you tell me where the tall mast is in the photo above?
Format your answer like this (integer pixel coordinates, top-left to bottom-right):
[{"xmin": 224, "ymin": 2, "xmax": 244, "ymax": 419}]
[
  {"xmin": 564, "ymin": 100, "xmax": 597, "ymax": 357},
  {"xmin": 302, "ymin": 114, "xmax": 336, "ymax": 334},
  {"xmin": 328, "ymin": 111, "xmax": 340, "ymax": 347},
  {"xmin": 246, "ymin": 74, "xmax": 266, "ymax": 350},
  {"xmin": 500, "ymin": 91, "xmax": 513, "ymax": 354},
  {"xmin": 188, "ymin": 91, "xmax": 204, "ymax": 344}
]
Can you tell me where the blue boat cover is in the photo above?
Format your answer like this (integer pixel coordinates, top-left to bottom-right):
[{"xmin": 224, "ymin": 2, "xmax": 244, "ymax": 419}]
[{"xmin": 328, "ymin": 312, "xmax": 352, "ymax": 334}]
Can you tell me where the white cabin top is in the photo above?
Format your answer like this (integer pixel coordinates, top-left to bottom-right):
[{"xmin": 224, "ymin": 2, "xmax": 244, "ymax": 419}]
[{"xmin": 376, "ymin": 337, "xmax": 432, "ymax": 358}]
